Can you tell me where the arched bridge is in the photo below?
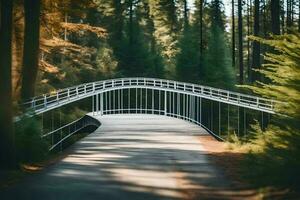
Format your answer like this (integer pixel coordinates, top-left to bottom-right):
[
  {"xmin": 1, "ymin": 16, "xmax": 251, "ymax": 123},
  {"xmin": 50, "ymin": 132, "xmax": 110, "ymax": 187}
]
[
  {"xmin": 20, "ymin": 77, "xmax": 276, "ymax": 148},
  {"xmin": 5, "ymin": 78, "xmax": 278, "ymax": 199},
  {"xmin": 23, "ymin": 77, "xmax": 275, "ymax": 115}
]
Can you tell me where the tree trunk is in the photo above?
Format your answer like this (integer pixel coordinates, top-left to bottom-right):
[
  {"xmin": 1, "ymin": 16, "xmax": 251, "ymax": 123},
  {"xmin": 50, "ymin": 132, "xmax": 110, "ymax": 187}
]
[
  {"xmin": 232, "ymin": 0, "xmax": 235, "ymax": 68},
  {"xmin": 129, "ymin": 0, "xmax": 133, "ymax": 46},
  {"xmin": 271, "ymin": 0, "xmax": 280, "ymax": 35},
  {"xmin": 299, "ymin": 1, "xmax": 300, "ymax": 32},
  {"xmin": 280, "ymin": 1, "xmax": 285, "ymax": 33},
  {"xmin": 0, "ymin": 0, "xmax": 16, "ymax": 169},
  {"xmin": 286, "ymin": 0, "xmax": 292, "ymax": 32},
  {"xmin": 21, "ymin": 0, "xmax": 41, "ymax": 102},
  {"xmin": 247, "ymin": 0, "xmax": 250, "ymax": 79},
  {"xmin": 183, "ymin": 0, "xmax": 188, "ymax": 27},
  {"xmin": 238, "ymin": 0, "xmax": 243, "ymax": 84},
  {"xmin": 199, "ymin": 0, "xmax": 203, "ymax": 57},
  {"xmin": 252, "ymin": 0, "xmax": 260, "ymax": 82}
]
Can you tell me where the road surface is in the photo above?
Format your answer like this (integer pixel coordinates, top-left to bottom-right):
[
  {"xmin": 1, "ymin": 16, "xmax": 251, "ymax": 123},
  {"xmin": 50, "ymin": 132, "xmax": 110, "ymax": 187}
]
[{"xmin": 1, "ymin": 114, "xmax": 232, "ymax": 200}]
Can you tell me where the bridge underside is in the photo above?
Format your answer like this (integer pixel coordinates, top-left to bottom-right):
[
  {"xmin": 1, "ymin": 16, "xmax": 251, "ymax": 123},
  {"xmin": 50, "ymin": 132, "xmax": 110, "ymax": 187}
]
[{"xmin": 3, "ymin": 114, "xmax": 241, "ymax": 200}]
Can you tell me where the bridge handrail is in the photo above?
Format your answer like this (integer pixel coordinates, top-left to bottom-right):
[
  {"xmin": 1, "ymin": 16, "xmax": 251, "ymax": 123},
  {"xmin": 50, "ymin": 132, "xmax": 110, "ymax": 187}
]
[
  {"xmin": 43, "ymin": 114, "xmax": 100, "ymax": 151},
  {"xmin": 21, "ymin": 77, "xmax": 278, "ymax": 114}
]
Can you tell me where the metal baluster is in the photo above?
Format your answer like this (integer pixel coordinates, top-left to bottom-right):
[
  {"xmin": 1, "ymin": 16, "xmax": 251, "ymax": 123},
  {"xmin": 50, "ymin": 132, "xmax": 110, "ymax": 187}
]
[
  {"xmin": 100, "ymin": 93, "xmax": 103, "ymax": 115},
  {"xmin": 136, "ymin": 88, "xmax": 138, "ymax": 113},
  {"xmin": 109, "ymin": 91, "xmax": 111, "ymax": 114},
  {"xmin": 183, "ymin": 94, "xmax": 185, "ymax": 118},
  {"xmin": 51, "ymin": 111, "xmax": 54, "ymax": 149},
  {"xmin": 244, "ymin": 108, "xmax": 246, "ymax": 136},
  {"xmin": 145, "ymin": 88, "xmax": 148, "ymax": 113},
  {"xmin": 152, "ymin": 89, "xmax": 154, "ymax": 114},
  {"xmin": 261, "ymin": 111, "xmax": 264, "ymax": 131},
  {"xmin": 219, "ymin": 102, "xmax": 221, "ymax": 136},
  {"xmin": 211, "ymin": 101, "xmax": 213, "ymax": 131},
  {"xmin": 60, "ymin": 109, "xmax": 62, "ymax": 152},
  {"xmin": 159, "ymin": 90, "xmax": 161, "ymax": 114},
  {"xmin": 140, "ymin": 88, "xmax": 142, "ymax": 113},
  {"xmin": 200, "ymin": 97, "xmax": 202, "ymax": 125},
  {"xmin": 118, "ymin": 89, "xmax": 120, "ymax": 113},
  {"xmin": 92, "ymin": 95, "xmax": 94, "ymax": 115},
  {"xmin": 238, "ymin": 106, "xmax": 240, "ymax": 136},
  {"xmin": 105, "ymin": 92, "xmax": 108, "ymax": 114},
  {"xmin": 121, "ymin": 89, "xmax": 123, "ymax": 114},
  {"xmin": 169, "ymin": 91, "xmax": 171, "ymax": 116},
  {"xmin": 164, "ymin": 91, "xmax": 167, "ymax": 115},
  {"xmin": 41, "ymin": 113, "xmax": 44, "ymax": 137},
  {"xmin": 96, "ymin": 94, "xmax": 99, "ymax": 115},
  {"xmin": 172, "ymin": 92, "xmax": 175, "ymax": 115},
  {"xmin": 228, "ymin": 104, "xmax": 230, "ymax": 136},
  {"xmin": 113, "ymin": 90, "xmax": 115, "ymax": 113},
  {"xmin": 128, "ymin": 88, "xmax": 131, "ymax": 113},
  {"xmin": 177, "ymin": 93, "xmax": 180, "ymax": 118}
]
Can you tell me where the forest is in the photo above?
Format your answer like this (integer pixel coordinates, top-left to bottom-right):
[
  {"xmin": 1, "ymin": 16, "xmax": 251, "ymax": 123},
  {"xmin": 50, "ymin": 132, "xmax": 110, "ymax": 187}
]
[{"xmin": 0, "ymin": 0, "xmax": 300, "ymax": 197}]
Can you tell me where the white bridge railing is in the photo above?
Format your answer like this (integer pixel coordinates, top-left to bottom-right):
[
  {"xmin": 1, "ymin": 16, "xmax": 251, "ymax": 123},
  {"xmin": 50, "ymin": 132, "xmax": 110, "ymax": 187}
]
[
  {"xmin": 22, "ymin": 77, "xmax": 276, "ymax": 115},
  {"xmin": 23, "ymin": 78, "xmax": 277, "ymax": 145}
]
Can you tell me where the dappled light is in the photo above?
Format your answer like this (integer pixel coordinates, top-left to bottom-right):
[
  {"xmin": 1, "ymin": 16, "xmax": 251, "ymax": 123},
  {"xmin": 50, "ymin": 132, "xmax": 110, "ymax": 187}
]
[
  {"xmin": 1, "ymin": 0, "xmax": 299, "ymax": 199},
  {"xmin": 1, "ymin": 115, "xmax": 258, "ymax": 199}
]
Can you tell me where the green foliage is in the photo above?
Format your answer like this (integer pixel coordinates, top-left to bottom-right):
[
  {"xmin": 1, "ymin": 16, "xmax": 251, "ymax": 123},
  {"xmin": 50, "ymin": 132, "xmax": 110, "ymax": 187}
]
[
  {"xmin": 201, "ymin": 1, "xmax": 235, "ymax": 89},
  {"xmin": 15, "ymin": 117, "xmax": 48, "ymax": 163},
  {"xmin": 176, "ymin": 25, "xmax": 200, "ymax": 82},
  {"xmin": 95, "ymin": 43, "xmax": 118, "ymax": 79},
  {"xmin": 241, "ymin": 33, "xmax": 300, "ymax": 189}
]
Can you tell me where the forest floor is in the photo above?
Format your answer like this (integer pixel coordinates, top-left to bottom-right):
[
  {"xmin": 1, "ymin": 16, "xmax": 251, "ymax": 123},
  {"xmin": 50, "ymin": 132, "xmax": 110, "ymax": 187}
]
[{"xmin": 198, "ymin": 135, "xmax": 298, "ymax": 200}]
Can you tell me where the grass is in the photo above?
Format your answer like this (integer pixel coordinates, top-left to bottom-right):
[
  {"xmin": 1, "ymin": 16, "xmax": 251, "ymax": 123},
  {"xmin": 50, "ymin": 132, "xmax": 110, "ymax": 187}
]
[{"xmin": 225, "ymin": 129, "xmax": 300, "ymax": 199}]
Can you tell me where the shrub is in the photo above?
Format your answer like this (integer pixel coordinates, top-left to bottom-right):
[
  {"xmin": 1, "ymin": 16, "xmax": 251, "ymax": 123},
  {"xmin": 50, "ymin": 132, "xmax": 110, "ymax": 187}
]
[{"xmin": 15, "ymin": 117, "xmax": 48, "ymax": 163}]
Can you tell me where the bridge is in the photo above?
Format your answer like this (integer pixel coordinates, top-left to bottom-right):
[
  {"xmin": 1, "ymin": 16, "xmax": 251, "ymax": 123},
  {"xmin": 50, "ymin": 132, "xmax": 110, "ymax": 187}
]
[{"xmin": 5, "ymin": 78, "xmax": 277, "ymax": 199}]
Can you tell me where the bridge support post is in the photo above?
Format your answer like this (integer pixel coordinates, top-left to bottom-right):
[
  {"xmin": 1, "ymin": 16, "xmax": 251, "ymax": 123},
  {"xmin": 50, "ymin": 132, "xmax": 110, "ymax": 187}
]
[
  {"xmin": 200, "ymin": 97, "xmax": 202, "ymax": 125},
  {"xmin": 92, "ymin": 95, "xmax": 94, "ymax": 116},
  {"xmin": 164, "ymin": 91, "xmax": 167, "ymax": 115},
  {"xmin": 96, "ymin": 94, "xmax": 99, "ymax": 115},
  {"xmin": 100, "ymin": 93, "xmax": 103, "ymax": 115}
]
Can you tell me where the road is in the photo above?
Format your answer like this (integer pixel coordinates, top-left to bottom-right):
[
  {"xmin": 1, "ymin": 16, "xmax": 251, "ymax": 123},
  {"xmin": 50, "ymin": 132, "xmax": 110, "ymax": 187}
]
[{"xmin": 1, "ymin": 114, "xmax": 232, "ymax": 200}]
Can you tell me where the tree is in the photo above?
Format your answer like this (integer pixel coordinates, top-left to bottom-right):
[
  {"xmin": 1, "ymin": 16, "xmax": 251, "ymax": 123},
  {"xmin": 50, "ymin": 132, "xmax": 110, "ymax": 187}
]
[
  {"xmin": 21, "ymin": 0, "xmax": 41, "ymax": 102},
  {"xmin": 149, "ymin": 0, "xmax": 178, "ymax": 77},
  {"xmin": 198, "ymin": 0, "xmax": 204, "ymax": 57},
  {"xmin": 246, "ymin": 33, "xmax": 300, "ymax": 188},
  {"xmin": 0, "ymin": 0, "xmax": 16, "ymax": 169},
  {"xmin": 232, "ymin": 0, "xmax": 235, "ymax": 68},
  {"xmin": 286, "ymin": 0, "xmax": 293, "ymax": 32},
  {"xmin": 252, "ymin": 0, "xmax": 261, "ymax": 81},
  {"xmin": 176, "ymin": 0, "xmax": 200, "ymax": 82},
  {"xmin": 202, "ymin": 0, "xmax": 235, "ymax": 89},
  {"xmin": 271, "ymin": 0, "xmax": 280, "ymax": 35},
  {"xmin": 298, "ymin": 1, "xmax": 300, "ymax": 32},
  {"xmin": 237, "ymin": 0, "xmax": 243, "ymax": 83}
]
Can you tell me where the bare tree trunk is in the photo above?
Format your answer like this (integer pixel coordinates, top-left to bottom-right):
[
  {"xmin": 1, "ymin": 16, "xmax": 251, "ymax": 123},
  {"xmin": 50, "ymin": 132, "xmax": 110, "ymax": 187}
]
[
  {"xmin": 238, "ymin": 0, "xmax": 243, "ymax": 84},
  {"xmin": 21, "ymin": 0, "xmax": 41, "ymax": 102},
  {"xmin": 271, "ymin": 0, "xmax": 280, "ymax": 35},
  {"xmin": 0, "ymin": 0, "xmax": 16, "ymax": 169},
  {"xmin": 252, "ymin": 0, "xmax": 260, "ymax": 82},
  {"xmin": 247, "ymin": 0, "xmax": 250, "ymax": 80},
  {"xmin": 280, "ymin": 1, "xmax": 285, "ymax": 33},
  {"xmin": 199, "ymin": 0, "xmax": 203, "ymax": 57},
  {"xmin": 183, "ymin": 0, "xmax": 188, "ymax": 27},
  {"xmin": 129, "ymin": 0, "xmax": 133, "ymax": 46},
  {"xmin": 286, "ymin": 0, "xmax": 292, "ymax": 32},
  {"xmin": 232, "ymin": 0, "xmax": 235, "ymax": 68},
  {"xmin": 299, "ymin": 1, "xmax": 300, "ymax": 32}
]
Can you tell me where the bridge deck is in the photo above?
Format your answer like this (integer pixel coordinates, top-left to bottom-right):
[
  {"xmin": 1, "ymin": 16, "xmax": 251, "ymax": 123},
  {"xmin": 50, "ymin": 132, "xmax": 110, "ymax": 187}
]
[{"xmin": 2, "ymin": 114, "xmax": 236, "ymax": 200}]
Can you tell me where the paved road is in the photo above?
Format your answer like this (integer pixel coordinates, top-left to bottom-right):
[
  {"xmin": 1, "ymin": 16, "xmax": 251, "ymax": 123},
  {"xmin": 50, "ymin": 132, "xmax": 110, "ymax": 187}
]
[{"xmin": 1, "ymin": 114, "xmax": 231, "ymax": 200}]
